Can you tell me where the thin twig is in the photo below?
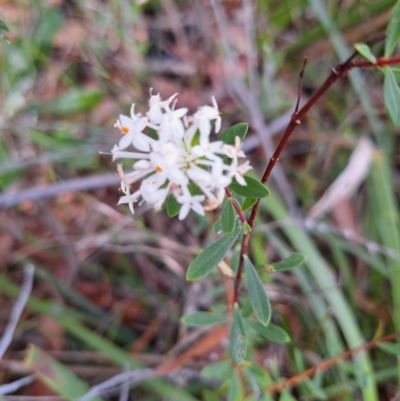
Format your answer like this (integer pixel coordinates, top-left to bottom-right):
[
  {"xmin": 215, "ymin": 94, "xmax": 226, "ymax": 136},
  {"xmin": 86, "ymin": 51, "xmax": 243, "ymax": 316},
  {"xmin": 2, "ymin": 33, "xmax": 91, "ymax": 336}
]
[
  {"xmin": 266, "ymin": 331, "xmax": 400, "ymax": 393},
  {"xmin": 77, "ymin": 369, "xmax": 154, "ymax": 401},
  {"xmin": 0, "ymin": 174, "xmax": 119, "ymax": 208},
  {"xmin": 0, "ymin": 264, "xmax": 34, "ymax": 359},
  {"xmin": 119, "ymin": 363, "xmax": 130, "ymax": 401},
  {"xmin": 0, "ymin": 375, "xmax": 35, "ymax": 395}
]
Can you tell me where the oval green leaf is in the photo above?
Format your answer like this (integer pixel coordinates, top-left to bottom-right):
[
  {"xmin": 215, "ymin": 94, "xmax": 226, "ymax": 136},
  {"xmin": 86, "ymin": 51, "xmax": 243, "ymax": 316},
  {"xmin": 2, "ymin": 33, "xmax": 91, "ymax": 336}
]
[
  {"xmin": 385, "ymin": 0, "xmax": 400, "ymax": 57},
  {"xmin": 245, "ymin": 319, "xmax": 291, "ymax": 344},
  {"xmin": 244, "ymin": 256, "xmax": 271, "ymax": 326},
  {"xmin": 0, "ymin": 20, "xmax": 10, "ymax": 33},
  {"xmin": 30, "ymin": 89, "xmax": 103, "ymax": 116},
  {"xmin": 354, "ymin": 43, "xmax": 376, "ymax": 63},
  {"xmin": 221, "ymin": 199, "xmax": 236, "ymax": 234},
  {"xmin": 186, "ymin": 228, "xmax": 241, "ymax": 280},
  {"xmin": 166, "ymin": 194, "xmax": 181, "ymax": 217},
  {"xmin": 229, "ymin": 176, "xmax": 270, "ymax": 199},
  {"xmin": 201, "ymin": 360, "xmax": 232, "ymax": 380},
  {"xmin": 181, "ymin": 312, "xmax": 229, "ymax": 327},
  {"xmin": 227, "ymin": 370, "xmax": 243, "ymax": 401},
  {"xmin": 267, "ymin": 252, "xmax": 306, "ymax": 272},
  {"xmin": 377, "ymin": 342, "xmax": 400, "ymax": 356},
  {"xmin": 219, "ymin": 123, "xmax": 248, "ymax": 145},
  {"xmin": 212, "ymin": 218, "xmax": 222, "ymax": 233},
  {"xmin": 230, "ymin": 304, "xmax": 247, "ymax": 363},
  {"xmin": 384, "ymin": 68, "xmax": 400, "ymax": 127},
  {"xmin": 241, "ymin": 197, "xmax": 257, "ymax": 211}
]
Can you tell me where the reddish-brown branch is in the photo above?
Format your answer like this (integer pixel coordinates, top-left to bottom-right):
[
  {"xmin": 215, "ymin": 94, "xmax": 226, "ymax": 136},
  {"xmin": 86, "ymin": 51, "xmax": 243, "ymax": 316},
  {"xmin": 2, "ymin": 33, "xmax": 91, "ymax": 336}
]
[
  {"xmin": 266, "ymin": 331, "xmax": 400, "ymax": 393},
  {"xmin": 225, "ymin": 188, "xmax": 247, "ymax": 223},
  {"xmin": 232, "ymin": 36, "xmax": 400, "ymax": 307}
]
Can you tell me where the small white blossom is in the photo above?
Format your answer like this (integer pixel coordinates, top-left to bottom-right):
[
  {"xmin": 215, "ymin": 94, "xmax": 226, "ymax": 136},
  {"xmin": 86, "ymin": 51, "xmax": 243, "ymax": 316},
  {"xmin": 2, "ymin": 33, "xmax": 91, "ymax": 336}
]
[
  {"xmin": 194, "ymin": 96, "xmax": 221, "ymax": 146},
  {"xmin": 176, "ymin": 190, "xmax": 205, "ymax": 220},
  {"xmin": 108, "ymin": 93, "xmax": 251, "ymax": 219},
  {"xmin": 115, "ymin": 114, "xmax": 154, "ymax": 152}
]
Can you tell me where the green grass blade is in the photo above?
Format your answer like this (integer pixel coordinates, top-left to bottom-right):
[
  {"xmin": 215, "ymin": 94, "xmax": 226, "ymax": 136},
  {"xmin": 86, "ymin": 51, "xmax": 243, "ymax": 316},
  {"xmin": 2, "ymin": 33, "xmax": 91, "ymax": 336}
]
[{"xmin": 25, "ymin": 345, "xmax": 103, "ymax": 401}]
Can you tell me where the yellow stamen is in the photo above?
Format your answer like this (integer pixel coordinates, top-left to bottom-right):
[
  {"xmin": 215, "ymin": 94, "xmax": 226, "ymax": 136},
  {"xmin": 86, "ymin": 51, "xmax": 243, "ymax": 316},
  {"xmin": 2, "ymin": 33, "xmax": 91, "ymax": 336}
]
[
  {"xmin": 121, "ymin": 126, "xmax": 129, "ymax": 134},
  {"xmin": 156, "ymin": 166, "xmax": 163, "ymax": 173}
]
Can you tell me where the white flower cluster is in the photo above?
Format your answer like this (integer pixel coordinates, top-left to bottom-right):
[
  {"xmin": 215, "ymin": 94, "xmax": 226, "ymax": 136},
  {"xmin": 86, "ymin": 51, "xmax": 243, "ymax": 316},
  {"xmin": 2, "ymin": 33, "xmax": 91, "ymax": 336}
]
[{"xmin": 112, "ymin": 92, "xmax": 251, "ymax": 220}]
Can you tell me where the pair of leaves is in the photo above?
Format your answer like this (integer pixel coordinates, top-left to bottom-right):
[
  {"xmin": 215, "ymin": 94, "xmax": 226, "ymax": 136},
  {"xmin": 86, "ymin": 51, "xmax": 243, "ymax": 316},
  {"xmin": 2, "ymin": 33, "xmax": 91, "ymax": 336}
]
[
  {"xmin": 182, "ymin": 312, "xmax": 290, "ymax": 343},
  {"xmin": 213, "ymin": 176, "xmax": 270, "ymax": 235},
  {"xmin": 230, "ymin": 304, "xmax": 291, "ymax": 364}
]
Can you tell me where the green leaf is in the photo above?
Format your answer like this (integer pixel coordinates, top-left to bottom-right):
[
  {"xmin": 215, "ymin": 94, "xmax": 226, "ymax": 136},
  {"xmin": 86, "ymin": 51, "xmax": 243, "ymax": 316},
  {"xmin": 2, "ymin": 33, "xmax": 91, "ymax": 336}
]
[
  {"xmin": 0, "ymin": 20, "xmax": 10, "ymax": 32},
  {"xmin": 390, "ymin": 67, "xmax": 400, "ymax": 84},
  {"xmin": 211, "ymin": 218, "xmax": 222, "ymax": 233},
  {"xmin": 229, "ymin": 176, "xmax": 270, "ymax": 199},
  {"xmin": 266, "ymin": 252, "xmax": 307, "ymax": 273},
  {"xmin": 244, "ymin": 256, "xmax": 271, "ymax": 326},
  {"xmin": 230, "ymin": 304, "xmax": 247, "ymax": 363},
  {"xmin": 227, "ymin": 371, "xmax": 243, "ymax": 401},
  {"xmin": 377, "ymin": 342, "xmax": 400, "ymax": 356},
  {"xmin": 219, "ymin": 123, "xmax": 248, "ymax": 145},
  {"xmin": 34, "ymin": 8, "xmax": 63, "ymax": 47},
  {"xmin": 221, "ymin": 199, "xmax": 236, "ymax": 234},
  {"xmin": 354, "ymin": 43, "xmax": 376, "ymax": 63},
  {"xmin": 243, "ymin": 222, "xmax": 252, "ymax": 234},
  {"xmin": 186, "ymin": 228, "xmax": 241, "ymax": 280},
  {"xmin": 203, "ymin": 390, "xmax": 221, "ymax": 401},
  {"xmin": 201, "ymin": 360, "xmax": 232, "ymax": 380},
  {"xmin": 243, "ymin": 363, "xmax": 273, "ymax": 388},
  {"xmin": 385, "ymin": 0, "xmax": 400, "ymax": 57},
  {"xmin": 354, "ymin": 359, "xmax": 368, "ymax": 390},
  {"xmin": 181, "ymin": 312, "xmax": 229, "ymax": 327},
  {"xmin": 166, "ymin": 194, "xmax": 181, "ymax": 217},
  {"xmin": 279, "ymin": 389, "xmax": 298, "ymax": 401},
  {"xmin": 24, "ymin": 345, "xmax": 103, "ymax": 401},
  {"xmin": 384, "ymin": 68, "xmax": 400, "ymax": 127},
  {"xmin": 30, "ymin": 89, "xmax": 103, "ymax": 116},
  {"xmin": 245, "ymin": 319, "xmax": 291, "ymax": 343},
  {"xmin": 242, "ymin": 197, "xmax": 257, "ymax": 211}
]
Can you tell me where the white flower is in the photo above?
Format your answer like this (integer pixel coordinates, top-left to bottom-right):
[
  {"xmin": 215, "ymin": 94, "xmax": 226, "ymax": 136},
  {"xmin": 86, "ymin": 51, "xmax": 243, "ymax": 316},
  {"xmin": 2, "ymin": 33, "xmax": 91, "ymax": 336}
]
[
  {"xmin": 194, "ymin": 96, "xmax": 221, "ymax": 146},
  {"xmin": 140, "ymin": 176, "xmax": 170, "ymax": 208},
  {"xmin": 114, "ymin": 114, "xmax": 154, "ymax": 152},
  {"xmin": 188, "ymin": 141, "xmax": 224, "ymax": 162},
  {"xmin": 108, "ymin": 92, "xmax": 251, "ymax": 219},
  {"xmin": 222, "ymin": 136, "xmax": 245, "ymax": 159},
  {"xmin": 176, "ymin": 190, "xmax": 205, "ymax": 220},
  {"xmin": 158, "ymin": 107, "xmax": 188, "ymax": 143},
  {"xmin": 147, "ymin": 92, "xmax": 178, "ymax": 124},
  {"xmin": 150, "ymin": 142, "xmax": 188, "ymax": 186},
  {"xmin": 230, "ymin": 160, "xmax": 252, "ymax": 185}
]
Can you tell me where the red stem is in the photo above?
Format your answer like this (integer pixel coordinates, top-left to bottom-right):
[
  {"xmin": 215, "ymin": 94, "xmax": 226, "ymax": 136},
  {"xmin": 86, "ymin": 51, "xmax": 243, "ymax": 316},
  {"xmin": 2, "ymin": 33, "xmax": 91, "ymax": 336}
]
[{"xmin": 225, "ymin": 188, "xmax": 247, "ymax": 223}]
